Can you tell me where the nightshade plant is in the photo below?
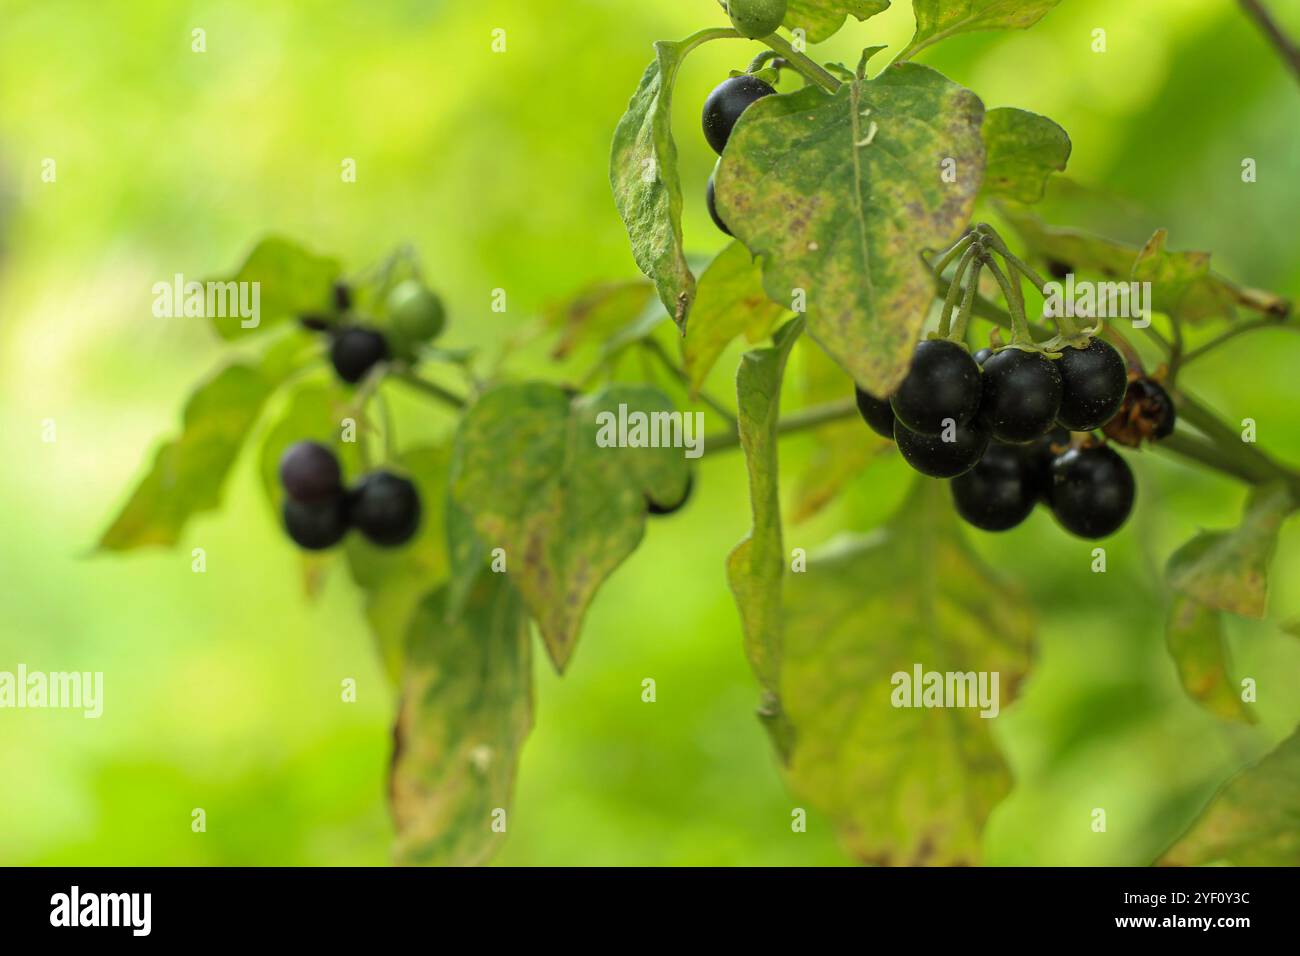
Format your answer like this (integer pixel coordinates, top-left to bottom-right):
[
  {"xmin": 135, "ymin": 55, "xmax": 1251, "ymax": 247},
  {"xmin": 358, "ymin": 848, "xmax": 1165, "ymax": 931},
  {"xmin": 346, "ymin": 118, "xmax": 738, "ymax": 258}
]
[{"xmin": 102, "ymin": 1, "xmax": 1300, "ymax": 866}]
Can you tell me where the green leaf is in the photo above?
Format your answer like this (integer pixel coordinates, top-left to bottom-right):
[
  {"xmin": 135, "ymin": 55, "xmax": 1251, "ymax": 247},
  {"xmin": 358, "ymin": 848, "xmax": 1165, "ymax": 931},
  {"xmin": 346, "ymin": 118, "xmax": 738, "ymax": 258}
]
[
  {"xmin": 683, "ymin": 241, "xmax": 789, "ymax": 397},
  {"xmin": 900, "ymin": 0, "xmax": 1064, "ymax": 61},
  {"xmin": 1001, "ymin": 210, "xmax": 1141, "ymax": 278},
  {"xmin": 1132, "ymin": 229, "xmax": 1244, "ymax": 324},
  {"xmin": 345, "ymin": 446, "xmax": 452, "ymax": 683},
  {"xmin": 784, "ymin": 0, "xmax": 891, "ymax": 44},
  {"xmin": 980, "ymin": 107, "xmax": 1070, "ymax": 203},
  {"xmin": 1165, "ymin": 598, "xmax": 1255, "ymax": 724},
  {"xmin": 727, "ymin": 319, "xmax": 805, "ymax": 757},
  {"xmin": 610, "ymin": 42, "xmax": 699, "ymax": 331},
  {"xmin": 99, "ymin": 337, "xmax": 313, "ymax": 551},
  {"xmin": 209, "ymin": 236, "xmax": 341, "ymax": 341},
  {"xmin": 715, "ymin": 65, "xmax": 985, "ymax": 396},
  {"xmin": 390, "ymin": 575, "xmax": 533, "ymax": 866},
  {"xmin": 544, "ymin": 280, "xmax": 656, "ymax": 361},
  {"xmin": 449, "ymin": 383, "xmax": 692, "ymax": 671},
  {"xmin": 1161, "ymin": 726, "xmax": 1300, "ymax": 865},
  {"xmin": 781, "ymin": 479, "xmax": 1033, "ymax": 864},
  {"xmin": 1167, "ymin": 485, "xmax": 1294, "ymax": 619}
]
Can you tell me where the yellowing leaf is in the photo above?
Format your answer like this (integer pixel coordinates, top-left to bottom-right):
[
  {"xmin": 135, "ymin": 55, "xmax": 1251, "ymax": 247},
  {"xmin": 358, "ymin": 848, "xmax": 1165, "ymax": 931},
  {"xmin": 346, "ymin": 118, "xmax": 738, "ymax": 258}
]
[
  {"xmin": 1165, "ymin": 598, "xmax": 1255, "ymax": 724},
  {"xmin": 1167, "ymin": 485, "xmax": 1294, "ymax": 619},
  {"xmin": 449, "ymin": 383, "xmax": 692, "ymax": 671},
  {"xmin": 781, "ymin": 479, "xmax": 1032, "ymax": 864},
  {"xmin": 716, "ymin": 65, "xmax": 984, "ymax": 396},
  {"xmin": 390, "ymin": 576, "xmax": 532, "ymax": 866},
  {"xmin": 1161, "ymin": 727, "xmax": 1300, "ymax": 865},
  {"xmin": 683, "ymin": 241, "xmax": 789, "ymax": 396}
]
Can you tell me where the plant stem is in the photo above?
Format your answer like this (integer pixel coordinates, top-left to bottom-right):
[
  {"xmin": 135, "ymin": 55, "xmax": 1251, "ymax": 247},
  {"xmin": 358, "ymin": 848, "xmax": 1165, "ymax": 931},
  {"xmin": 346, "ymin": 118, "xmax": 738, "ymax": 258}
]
[
  {"xmin": 1239, "ymin": 0, "xmax": 1300, "ymax": 84},
  {"xmin": 640, "ymin": 338, "xmax": 739, "ymax": 428},
  {"xmin": 1156, "ymin": 432, "xmax": 1268, "ymax": 488},
  {"xmin": 981, "ymin": 255, "xmax": 1032, "ymax": 345},
  {"xmin": 392, "ymin": 370, "xmax": 468, "ymax": 409},
  {"xmin": 937, "ymin": 243, "xmax": 979, "ymax": 338},
  {"xmin": 679, "ymin": 25, "xmax": 743, "ymax": 56},
  {"xmin": 761, "ymin": 32, "xmax": 841, "ymax": 93},
  {"xmin": 702, "ymin": 398, "xmax": 858, "ymax": 455},
  {"xmin": 1178, "ymin": 315, "xmax": 1294, "ymax": 367}
]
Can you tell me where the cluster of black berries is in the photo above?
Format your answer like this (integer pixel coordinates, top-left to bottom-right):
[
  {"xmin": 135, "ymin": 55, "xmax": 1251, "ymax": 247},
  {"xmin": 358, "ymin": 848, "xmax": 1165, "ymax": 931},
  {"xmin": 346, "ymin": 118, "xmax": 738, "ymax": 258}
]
[
  {"xmin": 857, "ymin": 336, "xmax": 1149, "ymax": 538},
  {"xmin": 301, "ymin": 279, "xmax": 446, "ymax": 386},
  {"xmin": 279, "ymin": 441, "xmax": 421, "ymax": 551},
  {"xmin": 700, "ymin": 73, "xmax": 776, "ymax": 236}
]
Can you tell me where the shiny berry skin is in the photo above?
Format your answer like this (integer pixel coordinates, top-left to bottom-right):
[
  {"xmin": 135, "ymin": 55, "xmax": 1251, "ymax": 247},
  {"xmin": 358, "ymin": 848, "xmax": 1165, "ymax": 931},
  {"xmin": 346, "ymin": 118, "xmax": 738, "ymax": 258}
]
[
  {"xmin": 980, "ymin": 348, "xmax": 1063, "ymax": 443},
  {"xmin": 706, "ymin": 170, "xmax": 732, "ymax": 237},
  {"xmin": 889, "ymin": 340, "xmax": 983, "ymax": 436},
  {"xmin": 350, "ymin": 471, "xmax": 421, "ymax": 547},
  {"xmin": 855, "ymin": 386, "xmax": 896, "ymax": 440},
  {"xmin": 330, "ymin": 327, "xmax": 389, "ymax": 384},
  {"xmin": 973, "ymin": 347, "xmax": 993, "ymax": 366},
  {"xmin": 1055, "ymin": 338, "xmax": 1128, "ymax": 431},
  {"xmin": 950, "ymin": 442, "xmax": 1038, "ymax": 532},
  {"xmin": 647, "ymin": 475, "xmax": 693, "ymax": 516},
  {"xmin": 283, "ymin": 495, "xmax": 350, "ymax": 551},
  {"xmin": 701, "ymin": 75, "xmax": 775, "ymax": 155},
  {"xmin": 279, "ymin": 441, "xmax": 343, "ymax": 504},
  {"xmin": 1048, "ymin": 444, "xmax": 1135, "ymax": 539},
  {"xmin": 894, "ymin": 417, "xmax": 990, "ymax": 479}
]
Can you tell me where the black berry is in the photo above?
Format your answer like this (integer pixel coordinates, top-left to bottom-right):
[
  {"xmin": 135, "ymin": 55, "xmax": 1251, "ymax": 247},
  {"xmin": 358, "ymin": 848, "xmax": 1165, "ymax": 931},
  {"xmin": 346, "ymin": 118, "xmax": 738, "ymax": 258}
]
[
  {"xmin": 706, "ymin": 170, "xmax": 732, "ymax": 237},
  {"xmin": 350, "ymin": 471, "xmax": 421, "ymax": 547},
  {"xmin": 283, "ymin": 495, "xmax": 350, "ymax": 551},
  {"xmin": 855, "ymin": 386, "xmax": 896, "ymax": 440},
  {"xmin": 279, "ymin": 441, "xmax": 343, "ymax": 503},
  {"xmin": 950, "ymin": 442, "xmax": 1039, "ymax": 532},
  {"xmin": 330, "ymin": 327, "xmax": 389, "ymax": 384},
  {"xmin": 647, "ymin": 474, "xmax": 693, "ymax": 516},
  {"xmin": 1056, "ymin": 338, "xmax": 1128, "ymax": 431},
  {"xmin": 973, "ymin": 347, "xmax": 993, "ymax": 366},
  {"xmin": 980, "ymin": 348, "xmax": 1063, "ymax": 443},
  {"xmin": 702, "ymin": 75, "xmax": 775, "ymax": 155},
  {"xmin": 889, "ymin": 340, "xmax": 983, "ymax": 436},
  {"xmin": 1025, "ymin": 425, "xmax": 1071, "ymax": 501},
  {"xmin": 1048, "ymin": 444, "xmax": 1135, "ymax": 539},
  {"xmin": 894, "ymin": 417, "xmax": 990, "ymax": 479}
]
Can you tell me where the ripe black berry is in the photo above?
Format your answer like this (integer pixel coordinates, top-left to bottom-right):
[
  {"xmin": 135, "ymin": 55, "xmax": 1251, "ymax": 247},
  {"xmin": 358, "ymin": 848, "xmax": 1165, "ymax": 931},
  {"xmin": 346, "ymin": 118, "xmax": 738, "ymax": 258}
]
[
  {"xmin": 1026, "ymin": 425, "xmax": 1071, "ymax": 501},
  {"xmin": 1103, "ymin": 377, "xmax": 1176, "ymax": 447},
  {"xmin": 950, "ymin": 442, "xmax": 1038, "ymax": 532},
  {"xmin": 706, "ymin": 170, "xmax": 732, "ymax": 237},
  {"xmin": 701, "ymin": 75, "xmax": 775, "ymax": 155},
  {"xmin": 1048, "ymin": 444, "xmax": 1135, "ymax": 539},
  {"xmin": 350, "ymin": 471, "xmax": 421, "ymax": 547},
  {"xmin": 1056, "ymin": 338, "xmax": 1128, "ymax": 431},
  {"xmin": 889, "ymin": 340, "xmax": 983, "ymax": 436},
  {"xmin": 647, "ymin": 475, "xmax": 693, "ymax": 516},
  {"xmin": 973, "ymin": 347, "xmax": 993, "ymax": 366},
  {"xmin": 894, "ymin": 417, "xmax": 990, "ymax": 479},
  {"xmin": 330, "ymin": 327, "xmax": 389, "ymax": 384},
  {"xmin": 279, "ymin": 441, "xmax": 343, "ymax": 503},
  {"xmin": 980, "ymin": 348, "xmax": 1063, "ymax": 443},
  {"xmin": 855, "ymin": 386, "xmax": 896, "ymax": 440},
  {"xmin": 283, "ymin": 495, "xmax": 350, "ymax": 551}
]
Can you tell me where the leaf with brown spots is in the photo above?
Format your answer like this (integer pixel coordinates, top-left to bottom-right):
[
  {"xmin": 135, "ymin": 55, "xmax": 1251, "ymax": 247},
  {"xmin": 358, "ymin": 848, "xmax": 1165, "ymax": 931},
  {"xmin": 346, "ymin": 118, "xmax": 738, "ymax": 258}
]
[
  {"xmin": 448, "ymin": 382, "xmax": 692, "ymax": 672},
  {"xmin": 715, "ymin": 64, "xmax": 984, "ymax": 396},
  {"xmin": 980, "ymin": 107, "xmax": 1070, "ymax": 203},
  {"xmin": 1166, "ymin": 484, "xmax": 1294, "ymax": 619},
  {"xmin": 1161, "ymin": 726, "xmax": 1300, "ymax": 865},
  {"xmin": 390, "ymin": 575, "xmax": 532, "ymax": 866},
  {"xmin": 780, "ymin": 479, "xmax": 1032, "ymax": 864}
]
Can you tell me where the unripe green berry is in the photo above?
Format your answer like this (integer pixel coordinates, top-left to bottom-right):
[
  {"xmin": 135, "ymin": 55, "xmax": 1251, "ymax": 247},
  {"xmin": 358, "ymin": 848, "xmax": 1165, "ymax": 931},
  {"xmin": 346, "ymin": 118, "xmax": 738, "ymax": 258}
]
[
  {"xmin": 387, "ymin": 279, "xmax": 446, "ymax": 345},
  {"xmin": 727, "ymin": 0, "xmax": 787, "ymax": 39}
]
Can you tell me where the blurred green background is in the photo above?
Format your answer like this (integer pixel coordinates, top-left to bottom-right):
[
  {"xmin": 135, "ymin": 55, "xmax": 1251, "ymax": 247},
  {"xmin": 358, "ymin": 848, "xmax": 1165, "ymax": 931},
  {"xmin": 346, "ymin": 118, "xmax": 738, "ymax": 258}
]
[{"xmin": 1, "ymin": 0, "xmax": 1299, "ymax": 866}]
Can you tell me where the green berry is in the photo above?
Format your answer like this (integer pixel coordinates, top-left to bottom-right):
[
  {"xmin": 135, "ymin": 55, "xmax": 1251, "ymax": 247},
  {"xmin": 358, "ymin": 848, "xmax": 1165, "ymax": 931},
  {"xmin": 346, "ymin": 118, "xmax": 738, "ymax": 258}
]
[
  {"xmin": 727, "ymin": 0, "xmax": 787, "ymax": 39},
  {"xmin": 387, "ymin": 279, "xmax": 446, "ymax": 345}
]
